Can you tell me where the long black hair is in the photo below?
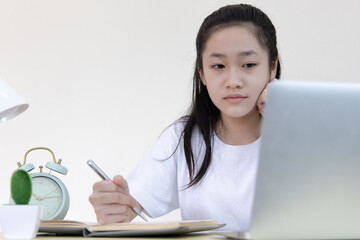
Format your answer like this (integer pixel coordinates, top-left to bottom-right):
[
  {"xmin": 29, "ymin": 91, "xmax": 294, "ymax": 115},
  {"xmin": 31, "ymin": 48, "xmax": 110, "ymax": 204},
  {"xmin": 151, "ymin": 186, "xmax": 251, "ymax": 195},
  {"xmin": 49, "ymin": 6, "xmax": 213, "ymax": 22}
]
[{"xmin": 182, "ymin": 4, "xmax": 281, "ymax": 188}]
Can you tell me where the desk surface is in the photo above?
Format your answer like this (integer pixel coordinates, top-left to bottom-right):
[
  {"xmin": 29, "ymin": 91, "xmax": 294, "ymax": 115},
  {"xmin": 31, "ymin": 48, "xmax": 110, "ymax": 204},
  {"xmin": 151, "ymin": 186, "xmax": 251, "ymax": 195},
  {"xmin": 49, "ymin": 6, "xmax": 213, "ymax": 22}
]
[{"xmin": 0, "ymin": 233, "xmax": 227, "ymax": 240}]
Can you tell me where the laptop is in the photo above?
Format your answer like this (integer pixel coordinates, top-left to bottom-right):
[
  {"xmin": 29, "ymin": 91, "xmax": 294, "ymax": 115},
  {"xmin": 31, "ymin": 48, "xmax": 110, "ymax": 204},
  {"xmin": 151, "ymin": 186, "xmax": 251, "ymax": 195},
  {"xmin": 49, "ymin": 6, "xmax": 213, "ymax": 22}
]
[{"xmin": 220, "ymin": 81, "xmax": 360, "ymax": 239}]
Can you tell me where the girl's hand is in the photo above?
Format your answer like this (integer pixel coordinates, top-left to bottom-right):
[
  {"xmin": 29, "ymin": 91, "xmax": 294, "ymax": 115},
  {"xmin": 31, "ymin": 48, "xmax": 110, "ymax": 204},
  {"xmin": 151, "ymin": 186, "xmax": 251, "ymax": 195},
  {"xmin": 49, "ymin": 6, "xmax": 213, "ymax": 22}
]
[
  {"xmin": 257, "ymin": 79, "xmax": 278, "ymax": 116},
  {"xmin": 89, "ymin": 175, "xmax": 138, "ymax": 224}
]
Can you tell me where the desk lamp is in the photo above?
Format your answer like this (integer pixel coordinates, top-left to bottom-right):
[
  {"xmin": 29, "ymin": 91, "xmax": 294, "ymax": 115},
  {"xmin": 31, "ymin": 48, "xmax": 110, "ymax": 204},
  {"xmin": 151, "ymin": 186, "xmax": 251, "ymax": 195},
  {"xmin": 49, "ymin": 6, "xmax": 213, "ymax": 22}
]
[
  {"xmin": 0, "ymin": 78, "xmax": 29, "ymax": 122},
  {"xmin": 0, "ymin": 77, "xmax": 35, "ymax": 240}
]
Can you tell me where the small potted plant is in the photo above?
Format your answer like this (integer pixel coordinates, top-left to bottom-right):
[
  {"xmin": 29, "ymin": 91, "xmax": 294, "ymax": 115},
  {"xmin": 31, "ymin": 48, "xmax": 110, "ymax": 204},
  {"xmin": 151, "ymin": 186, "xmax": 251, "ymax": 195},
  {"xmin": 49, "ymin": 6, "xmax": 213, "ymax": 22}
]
[{"xmin": 0, "ymin": 169, "xmax": 43, "ymax": 239}]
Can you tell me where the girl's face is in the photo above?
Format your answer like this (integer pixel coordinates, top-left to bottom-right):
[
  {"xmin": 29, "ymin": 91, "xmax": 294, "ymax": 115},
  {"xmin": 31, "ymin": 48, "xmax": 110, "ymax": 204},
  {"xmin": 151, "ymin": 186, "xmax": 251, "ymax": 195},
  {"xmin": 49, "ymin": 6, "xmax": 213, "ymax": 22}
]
[{"xmin": 200, "ymin": 25, "xmax": 277, "ymax": 121}]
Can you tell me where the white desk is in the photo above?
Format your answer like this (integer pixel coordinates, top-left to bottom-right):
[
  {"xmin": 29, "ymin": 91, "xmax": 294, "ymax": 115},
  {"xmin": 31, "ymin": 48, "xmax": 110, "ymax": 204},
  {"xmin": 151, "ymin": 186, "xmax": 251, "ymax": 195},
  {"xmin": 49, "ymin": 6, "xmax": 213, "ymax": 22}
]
[{"xmin": 1, "ymin": 233, "xmax": 226, "ymax": 240}]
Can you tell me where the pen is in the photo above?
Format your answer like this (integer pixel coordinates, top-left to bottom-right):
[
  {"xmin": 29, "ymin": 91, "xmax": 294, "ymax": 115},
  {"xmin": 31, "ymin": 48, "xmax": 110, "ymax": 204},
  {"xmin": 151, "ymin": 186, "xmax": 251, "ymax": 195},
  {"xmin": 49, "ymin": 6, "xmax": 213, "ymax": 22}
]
[{"xmin": 87, "ymin": 159, "xmax": 148, "ymax": 222}]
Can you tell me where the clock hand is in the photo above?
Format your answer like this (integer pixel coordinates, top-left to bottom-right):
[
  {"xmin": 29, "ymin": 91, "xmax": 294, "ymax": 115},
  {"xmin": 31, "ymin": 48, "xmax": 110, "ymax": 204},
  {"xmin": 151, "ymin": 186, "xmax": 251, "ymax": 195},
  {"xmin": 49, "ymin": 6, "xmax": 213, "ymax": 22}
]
[
  {"xmin": 32, "ymin": 193, "xmax": 40, "ymax": 198},
  {"xmin": 41, "ymin": 196, "xmax": 61, "ymax": 200},
  {"xmin": 32, "ymin": 193, "xmax": 43, "ymax": 200},
  {"xmin": 39, "ymin": 187, "xmax": 57, "ymax": 199}
]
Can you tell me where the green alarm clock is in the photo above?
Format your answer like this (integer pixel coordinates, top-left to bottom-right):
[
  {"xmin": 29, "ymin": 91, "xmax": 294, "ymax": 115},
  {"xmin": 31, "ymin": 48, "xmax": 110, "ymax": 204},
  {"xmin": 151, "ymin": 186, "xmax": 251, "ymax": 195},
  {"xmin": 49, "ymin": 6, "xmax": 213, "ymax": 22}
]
[{"xmin": 11, "ymin": 147, "xmax": 70, "ymax": 220}]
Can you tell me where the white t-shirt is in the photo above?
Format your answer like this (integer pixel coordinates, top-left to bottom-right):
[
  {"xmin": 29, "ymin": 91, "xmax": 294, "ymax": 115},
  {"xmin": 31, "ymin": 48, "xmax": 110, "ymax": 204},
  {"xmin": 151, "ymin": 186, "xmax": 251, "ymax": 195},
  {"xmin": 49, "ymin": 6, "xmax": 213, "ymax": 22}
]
[{"xmin": 127, "ymin": 120, "xmax": 260, "ymax": 231}]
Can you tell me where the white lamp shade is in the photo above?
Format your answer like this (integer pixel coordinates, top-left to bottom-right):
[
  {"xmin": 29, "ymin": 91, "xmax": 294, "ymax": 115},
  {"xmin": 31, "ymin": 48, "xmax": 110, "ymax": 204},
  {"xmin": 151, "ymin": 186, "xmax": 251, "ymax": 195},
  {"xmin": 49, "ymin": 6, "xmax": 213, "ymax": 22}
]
[{"xmin": 0, "ymin": 78, "xmax": 29, "ymax": 123}]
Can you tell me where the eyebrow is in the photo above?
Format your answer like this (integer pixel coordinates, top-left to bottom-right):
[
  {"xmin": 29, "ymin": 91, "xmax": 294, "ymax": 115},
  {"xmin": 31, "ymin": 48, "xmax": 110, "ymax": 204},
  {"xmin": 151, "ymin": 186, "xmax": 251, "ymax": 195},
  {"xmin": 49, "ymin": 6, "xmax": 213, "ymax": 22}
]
[{"xmin": 209, "ymin": 50, "xmax": 258, "ymax": 58}]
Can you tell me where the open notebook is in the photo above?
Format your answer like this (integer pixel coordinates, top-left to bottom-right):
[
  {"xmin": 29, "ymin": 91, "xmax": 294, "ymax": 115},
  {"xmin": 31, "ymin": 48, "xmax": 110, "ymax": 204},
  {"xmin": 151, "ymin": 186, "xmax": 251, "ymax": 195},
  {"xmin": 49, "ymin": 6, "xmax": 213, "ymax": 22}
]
[{"xmin": 39, "ymin": 219, "xmax": 225, "ymax": 237}]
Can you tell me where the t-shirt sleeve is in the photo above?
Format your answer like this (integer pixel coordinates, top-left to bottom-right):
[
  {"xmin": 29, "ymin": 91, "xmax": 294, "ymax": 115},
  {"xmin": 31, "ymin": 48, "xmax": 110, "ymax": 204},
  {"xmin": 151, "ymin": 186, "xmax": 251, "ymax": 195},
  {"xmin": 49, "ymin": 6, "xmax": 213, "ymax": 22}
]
[{"xmin": 127, "ymin": 123, "xmax": 183, "ymax": 218}]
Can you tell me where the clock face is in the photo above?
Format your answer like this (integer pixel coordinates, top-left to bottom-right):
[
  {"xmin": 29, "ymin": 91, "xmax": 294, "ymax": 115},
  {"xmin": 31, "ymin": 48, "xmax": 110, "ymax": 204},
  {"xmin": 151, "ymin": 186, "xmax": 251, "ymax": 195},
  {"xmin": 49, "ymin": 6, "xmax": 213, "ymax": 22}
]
[{"xmin": 29, "ymin": 176, "xmax": 63, "ymax": 219}]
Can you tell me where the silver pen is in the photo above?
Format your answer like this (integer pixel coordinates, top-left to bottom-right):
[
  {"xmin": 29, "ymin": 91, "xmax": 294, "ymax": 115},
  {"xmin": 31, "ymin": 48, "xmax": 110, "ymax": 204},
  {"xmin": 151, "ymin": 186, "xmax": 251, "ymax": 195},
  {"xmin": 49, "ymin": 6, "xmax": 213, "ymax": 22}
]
[{"xmin": 87, "ymin": 159, "xmax": 148, "ymax": 222}]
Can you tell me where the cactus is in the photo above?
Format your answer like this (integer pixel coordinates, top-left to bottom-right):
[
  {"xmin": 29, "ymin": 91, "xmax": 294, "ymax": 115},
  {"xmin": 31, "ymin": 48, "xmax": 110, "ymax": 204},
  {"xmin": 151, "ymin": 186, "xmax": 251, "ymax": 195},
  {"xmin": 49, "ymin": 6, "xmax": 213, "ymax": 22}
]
[{"xmin": 10, "ymin": 169, "xmax": 32, "ymax": 205}]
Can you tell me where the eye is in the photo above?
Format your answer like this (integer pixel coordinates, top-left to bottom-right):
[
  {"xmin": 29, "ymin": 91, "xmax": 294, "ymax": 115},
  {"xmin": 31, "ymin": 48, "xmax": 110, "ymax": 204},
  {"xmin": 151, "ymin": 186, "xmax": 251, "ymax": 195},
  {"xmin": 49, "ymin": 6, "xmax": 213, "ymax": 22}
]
[
  {"xmin": 212, "ymin": 64, "xmax": 225, "ymax": 69},
  {"xmin": 243, "ymin": 63, "xmax": 257, "ymax": 68}
]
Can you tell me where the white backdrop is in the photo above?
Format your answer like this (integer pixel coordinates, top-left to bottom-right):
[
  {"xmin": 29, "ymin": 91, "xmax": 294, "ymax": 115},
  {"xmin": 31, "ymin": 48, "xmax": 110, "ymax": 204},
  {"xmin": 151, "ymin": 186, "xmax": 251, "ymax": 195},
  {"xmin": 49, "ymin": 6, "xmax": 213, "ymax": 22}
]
[{"xmin": 1, "ymin": 0, "xmax": 359, "ymax": 223}]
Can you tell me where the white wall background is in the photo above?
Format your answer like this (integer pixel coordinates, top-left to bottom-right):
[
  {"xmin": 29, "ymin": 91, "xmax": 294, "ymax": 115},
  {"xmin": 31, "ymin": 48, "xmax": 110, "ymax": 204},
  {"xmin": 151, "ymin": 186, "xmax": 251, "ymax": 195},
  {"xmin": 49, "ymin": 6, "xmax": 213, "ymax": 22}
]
[{"xmin": 0, "ymin": 0, "xmax": 359, "ymax": 223}]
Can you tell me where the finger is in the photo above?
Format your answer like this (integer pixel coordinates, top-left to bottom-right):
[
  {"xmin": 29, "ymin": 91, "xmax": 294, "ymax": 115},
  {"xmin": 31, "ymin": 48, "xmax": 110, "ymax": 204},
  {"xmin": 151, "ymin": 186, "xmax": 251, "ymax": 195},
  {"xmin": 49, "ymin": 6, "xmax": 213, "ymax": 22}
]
[
  {"xmin": 95, "ymin": 203, "xmax": 131, "ymax": 216},
  {"xmin": 257, "ymin": 79, "xmax": 279, "ymax": 114},
  {"xmin": 257, "ymin": 88, "xmax": 267, "ymax": 115},
  {"xmin": 269, "ymin": 77, "xmax": 277, "ymax": 83},
  {"xmin": 257, "ymin": 89, "xmax": 266, "ymax": 104},
  {"xmin": 97, "ymin": 214, "xmax": 130, "ymax": 224},
  {"xmin": 90, "ymin": 191, "xmax": 135, "ymax": 206},
  {"xmin": 95, "ymin": 205, "xmax": 133, "ymax": 224},
  {"xmin": 258, "ymin": 103, "xmax": 264, "ymax": 116},
  {"xmin": 112, "ymin": 175, "xmax": 130, "ymax": 193},
  {"xmin": 93, "ymin": 180, "xmax": 124, "ymax": 193}
]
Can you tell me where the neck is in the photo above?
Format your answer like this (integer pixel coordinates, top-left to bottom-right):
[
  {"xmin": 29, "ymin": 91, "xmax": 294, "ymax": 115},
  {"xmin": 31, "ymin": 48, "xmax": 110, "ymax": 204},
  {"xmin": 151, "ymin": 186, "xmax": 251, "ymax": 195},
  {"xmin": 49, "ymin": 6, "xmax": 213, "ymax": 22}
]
[{"xmin": 216, "ymin": 108, "xmax": 261, "ymax": 145}]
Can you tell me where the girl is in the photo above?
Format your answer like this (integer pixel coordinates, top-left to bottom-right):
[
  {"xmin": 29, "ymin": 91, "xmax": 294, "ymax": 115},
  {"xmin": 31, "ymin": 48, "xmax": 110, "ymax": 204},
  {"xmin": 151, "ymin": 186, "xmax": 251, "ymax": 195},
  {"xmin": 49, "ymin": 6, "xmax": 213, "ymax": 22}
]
[{"xmin": 89, "ymin": 3, "xmax": 280, "ymax": 231}]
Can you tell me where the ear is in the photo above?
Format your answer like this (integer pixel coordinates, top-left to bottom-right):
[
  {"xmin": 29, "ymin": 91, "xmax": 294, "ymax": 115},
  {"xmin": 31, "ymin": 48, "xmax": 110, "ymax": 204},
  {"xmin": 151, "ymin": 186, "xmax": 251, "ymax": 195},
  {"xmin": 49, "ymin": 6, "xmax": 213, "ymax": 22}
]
[
  {"xmin": 269, "ymin": 57, "xmax": 279, "ymax": 82},
  {"xmin": 198, "ymin": 67, "xmax": 206, "ymax": 86}
]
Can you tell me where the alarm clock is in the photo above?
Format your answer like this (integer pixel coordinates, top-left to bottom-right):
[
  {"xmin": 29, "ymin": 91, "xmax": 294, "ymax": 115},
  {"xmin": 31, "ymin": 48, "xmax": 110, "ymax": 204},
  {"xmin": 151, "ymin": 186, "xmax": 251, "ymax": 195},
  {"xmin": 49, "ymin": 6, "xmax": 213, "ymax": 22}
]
[{"xmin": 10, "ymin": 147, "xmax": 70, "ymax": 220}]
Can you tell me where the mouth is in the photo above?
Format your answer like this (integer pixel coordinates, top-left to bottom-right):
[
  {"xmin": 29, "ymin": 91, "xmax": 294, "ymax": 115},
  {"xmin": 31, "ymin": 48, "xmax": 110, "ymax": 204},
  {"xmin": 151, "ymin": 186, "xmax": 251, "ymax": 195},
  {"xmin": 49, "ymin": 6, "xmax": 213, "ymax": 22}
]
[{"xmin": 224, "ymin": 94, "xmax": 247, "ymax": 103}]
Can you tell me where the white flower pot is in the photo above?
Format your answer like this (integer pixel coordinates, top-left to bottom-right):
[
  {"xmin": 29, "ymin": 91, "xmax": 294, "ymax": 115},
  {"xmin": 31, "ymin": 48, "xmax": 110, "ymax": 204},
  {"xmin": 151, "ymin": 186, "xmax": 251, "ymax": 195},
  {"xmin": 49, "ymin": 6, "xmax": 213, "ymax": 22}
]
[{"xmin": 0, "ymin": 204, "xmax": 43, "ymax": 240}]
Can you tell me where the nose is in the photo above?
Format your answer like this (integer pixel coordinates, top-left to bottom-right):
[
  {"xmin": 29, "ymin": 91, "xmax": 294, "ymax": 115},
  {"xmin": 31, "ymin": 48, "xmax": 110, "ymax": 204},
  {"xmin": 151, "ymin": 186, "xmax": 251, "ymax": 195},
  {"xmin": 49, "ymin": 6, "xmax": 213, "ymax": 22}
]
[{"xmin": 226, "ymin": 67, "xmax": 244, "ymax": 89}]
